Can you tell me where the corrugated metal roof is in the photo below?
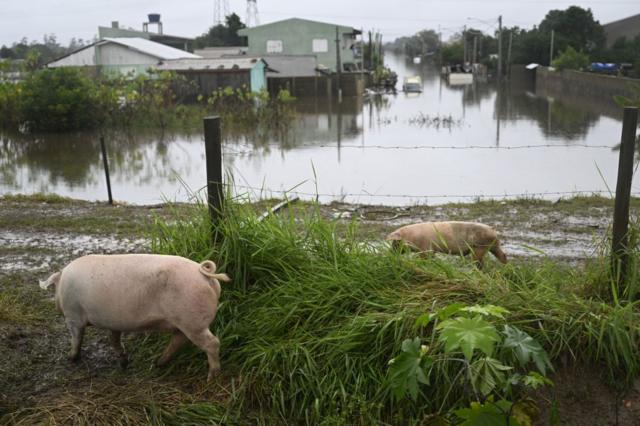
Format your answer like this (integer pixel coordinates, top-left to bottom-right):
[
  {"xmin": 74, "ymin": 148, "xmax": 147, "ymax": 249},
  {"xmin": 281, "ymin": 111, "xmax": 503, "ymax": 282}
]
[
  {"xmin": 102, "ymin": 37, "xmax": 200, "ymax": 60},
  {"xmin": 195, "ymin": 47, "xmax": 248, "ymax": 59},
  {"xmin": 157, "ymin": 57, "xmax": 264, "ymax": 71}
]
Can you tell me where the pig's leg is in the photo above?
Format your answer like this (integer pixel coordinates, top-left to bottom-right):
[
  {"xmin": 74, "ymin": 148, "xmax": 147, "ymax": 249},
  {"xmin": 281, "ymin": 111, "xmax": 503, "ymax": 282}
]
[
  {"xmin": 110, "ymin": 331, "xmax": 129, "ymax": 368},
  {"xmin": 472, "ymin": 248, "xmax": 487, "ymax": 269},
  {"xmin": 66, "ymin": 320, "xmax": 85, "ymax": 362},
  {"xmin": 156, "ymin": 331, "xmax": 189, "ymax": 367},
  {"xmin": 184, "ymin": 329, "xmax": 221, "ymax": 382}
]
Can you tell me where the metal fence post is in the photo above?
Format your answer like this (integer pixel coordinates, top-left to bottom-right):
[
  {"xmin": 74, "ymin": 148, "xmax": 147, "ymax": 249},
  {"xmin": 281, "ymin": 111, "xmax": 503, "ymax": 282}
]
[
  {"xmin": 612, "ymin": 106, "xmax": 639, "ymax": 288},
  {"xmin": 204, "ymin": 116, "xmax": 224, "ymax": 231},
  {"xmin": 99, "ymin": 136, "xmax": 113, "ymax": 205}
]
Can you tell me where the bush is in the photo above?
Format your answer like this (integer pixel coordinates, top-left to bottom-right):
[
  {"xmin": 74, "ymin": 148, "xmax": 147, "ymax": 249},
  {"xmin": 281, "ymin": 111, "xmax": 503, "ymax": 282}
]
[
  {"xmin": 552, "ymin": 46, "xmax": 589, "ymax": 71},
  {"xmin": 19, "ymin": 67, "xmax": 102, "ymax": 132}
]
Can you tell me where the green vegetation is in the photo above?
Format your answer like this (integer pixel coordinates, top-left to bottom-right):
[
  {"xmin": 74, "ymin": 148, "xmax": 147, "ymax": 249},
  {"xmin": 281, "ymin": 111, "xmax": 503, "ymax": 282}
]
[
  {"xmin": 0, "ymin": 34, "xmax": 88, "ymax": 69},
  {"xmin": 0, "ymin": 67, "xmax": 296, "ymax": 133},
  {"xmin": 390, "ymin": 5, "xmax": 640, "ymax": 77},
  {"xmin": 3, "ymin": 194, "xmax": 640, "ymax": 423},
  {"xmin": 194, "ymin": 13, "xmax": 248, "ymax": 48},
  {"xmin": 136, "ymin": 197, "xmax": 640, "ymax": 423},
  {"xmin": 552, "ymin": 46, "xmax": 590, "ymax": 71}
]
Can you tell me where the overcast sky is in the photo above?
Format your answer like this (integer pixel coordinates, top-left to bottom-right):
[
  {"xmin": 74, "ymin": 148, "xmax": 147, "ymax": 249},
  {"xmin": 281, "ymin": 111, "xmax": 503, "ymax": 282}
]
[{"xmin": 1, "ymin": 0, "xmax": 637, "ymax": 46}]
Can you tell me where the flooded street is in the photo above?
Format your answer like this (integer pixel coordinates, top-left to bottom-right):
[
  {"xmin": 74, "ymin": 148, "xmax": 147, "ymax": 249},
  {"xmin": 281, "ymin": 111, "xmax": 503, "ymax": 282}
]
[{"xmin": 0, "ymin": 53, "xmax": 629, "ymax": 205}]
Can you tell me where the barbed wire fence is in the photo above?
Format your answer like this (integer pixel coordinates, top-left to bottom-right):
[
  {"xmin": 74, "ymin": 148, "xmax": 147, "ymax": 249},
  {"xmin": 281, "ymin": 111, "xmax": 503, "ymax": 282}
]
[
  {"xmin": 214, "ymin": 140, "xmax": 631, "ymax": 204},
  {"xmin": 221, "ymin": 143, "xmax": 621, "ymax": 157}
]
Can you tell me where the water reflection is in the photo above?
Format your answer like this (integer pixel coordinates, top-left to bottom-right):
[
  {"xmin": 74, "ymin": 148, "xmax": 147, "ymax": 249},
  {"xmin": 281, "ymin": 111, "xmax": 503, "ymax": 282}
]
[{"xmin": 0, "ymin": 53, "xmax": 628, "ymax": 205}]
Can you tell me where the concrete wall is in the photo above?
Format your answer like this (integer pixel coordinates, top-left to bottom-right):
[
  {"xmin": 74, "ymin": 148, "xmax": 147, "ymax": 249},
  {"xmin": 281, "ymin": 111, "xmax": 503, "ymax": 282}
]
[
  {"xmin": 267, "ymin": 72, "xmax": 365, "ymax": 97},
  {"xmin": 239, "ymin": 19, "xmax": 360, "ymax": 72},
  {"xmin": 536, "ymin": 67, "xmax": 639, "ymax": 102}
]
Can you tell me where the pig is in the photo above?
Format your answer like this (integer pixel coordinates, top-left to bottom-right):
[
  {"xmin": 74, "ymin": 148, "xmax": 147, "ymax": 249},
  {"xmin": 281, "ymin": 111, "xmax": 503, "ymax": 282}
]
[
  {"xmin": 39, "ymin": 254, "xmax": 231, "ymax": 381},
  {"xmin": 386, "ymin": 221, "xmax": 507, "ymax": 268}
]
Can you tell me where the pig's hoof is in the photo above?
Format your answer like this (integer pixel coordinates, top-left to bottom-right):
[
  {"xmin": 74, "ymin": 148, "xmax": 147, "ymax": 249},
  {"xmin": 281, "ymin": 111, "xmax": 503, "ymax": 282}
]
[
  {"xmin": 68, "ymin": 353, "xmax": 81, "ymax": 363},
  {"xmin": 207, "ymin": 368, "xmax": 221, "ymax": 382}
]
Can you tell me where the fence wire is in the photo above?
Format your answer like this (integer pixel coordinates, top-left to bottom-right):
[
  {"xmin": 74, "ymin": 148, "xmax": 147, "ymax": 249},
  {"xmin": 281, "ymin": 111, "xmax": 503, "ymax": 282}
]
[
  {"xmin": 221, "ymin": 143, "xmax": 618, "ymax": 156},
  {"xmin": 222, "ymin": 183, "xmax": 633, "ymax": 201}
]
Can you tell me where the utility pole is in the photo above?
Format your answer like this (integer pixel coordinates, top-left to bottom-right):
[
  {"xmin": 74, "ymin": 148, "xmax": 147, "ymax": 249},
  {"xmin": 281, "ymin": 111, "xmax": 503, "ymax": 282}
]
[
  {"xmin": 507, "ymin": 31, "xmax": 513, "ymax": 78},
  {"xmin": 368, "ymin": 30, "xmax": 373, "ymax": 70},
  {"xmin": 472, "ymin": 35, "xmax": 478, "ymax": 64},
  {"xmin": 549, "ymin": 29, "xmax": 555, "ymax": 66},
  {"xmin": 438, "ymin": 25, "xmax": 442, "ymax": 64},
  {"xmin": 335, "ymin": 26, "xmax": 342, "ymax": 101},
  {"xmin": 463, "ymin": 25, "xmax": 467, "ymax": 63},
  {"xmin": 497, "ymin": 15, "xmax": 502, "ymax": 81}
]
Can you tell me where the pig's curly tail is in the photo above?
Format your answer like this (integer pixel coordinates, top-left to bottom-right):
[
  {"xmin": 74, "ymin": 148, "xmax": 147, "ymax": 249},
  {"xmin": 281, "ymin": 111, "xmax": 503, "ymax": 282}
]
[{"xmin": 199, "ymin": 261, "xmax": 231, "ymax": 282}]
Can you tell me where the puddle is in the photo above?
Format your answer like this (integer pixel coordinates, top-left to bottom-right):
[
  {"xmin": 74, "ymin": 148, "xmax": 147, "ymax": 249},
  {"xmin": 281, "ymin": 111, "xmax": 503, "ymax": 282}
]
[{"xmin": 1, "ymin": 230, "xmax": 148, "ymax": 272}]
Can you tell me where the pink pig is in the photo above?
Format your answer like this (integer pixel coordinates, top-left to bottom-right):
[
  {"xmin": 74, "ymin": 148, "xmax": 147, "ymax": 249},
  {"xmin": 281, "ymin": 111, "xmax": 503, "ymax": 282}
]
[{"xmin": 40, "ymin": 254, "xmax": 230, "ymax": 381}]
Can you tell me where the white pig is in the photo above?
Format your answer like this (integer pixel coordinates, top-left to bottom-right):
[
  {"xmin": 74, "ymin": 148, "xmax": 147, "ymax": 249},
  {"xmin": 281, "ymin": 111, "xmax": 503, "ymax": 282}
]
[
  {"xmin": 39, "ymin": 254, "xmax": 230, "ymax": 381},
  {"xmin": 387, "ymin": 221, "xmax": 507, "ymax": 267}
]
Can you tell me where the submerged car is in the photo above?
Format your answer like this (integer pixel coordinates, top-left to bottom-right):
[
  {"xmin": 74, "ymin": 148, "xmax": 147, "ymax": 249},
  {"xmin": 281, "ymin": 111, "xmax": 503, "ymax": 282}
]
[{"xmin": 403, "ymin": 76, "xmax": 423, "ymax": 93}]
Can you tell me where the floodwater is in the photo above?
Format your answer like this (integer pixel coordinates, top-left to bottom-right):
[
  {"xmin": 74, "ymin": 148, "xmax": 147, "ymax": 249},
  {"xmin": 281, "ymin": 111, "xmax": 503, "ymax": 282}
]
[{"xmin": 0, "ymin": 53, "xmax": 631, "ymax": 205}]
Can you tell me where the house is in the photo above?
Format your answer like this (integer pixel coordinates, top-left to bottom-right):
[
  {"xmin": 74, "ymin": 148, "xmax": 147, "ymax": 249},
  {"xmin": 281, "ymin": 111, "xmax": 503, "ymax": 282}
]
[
  {"xmin": 237, "ymin": 18, "xmax": 362, "ymax": 72},
  {"xmin": 156, "ymin": 57, "xmax": 268, "ymax": 97},
  {"xmin": 47, "ymin": 38, "xmax": 200, "ymax": 77},
  {"xmin": 603, "ymin": 13, "xmax": 640, "ymax": 47}
]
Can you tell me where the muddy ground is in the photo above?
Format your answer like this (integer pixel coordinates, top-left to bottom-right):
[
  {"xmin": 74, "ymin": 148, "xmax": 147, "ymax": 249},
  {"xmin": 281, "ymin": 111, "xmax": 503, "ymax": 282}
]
[{"xmin": 1, "ymin": 194, "xmax": 640, "ymax": 424}]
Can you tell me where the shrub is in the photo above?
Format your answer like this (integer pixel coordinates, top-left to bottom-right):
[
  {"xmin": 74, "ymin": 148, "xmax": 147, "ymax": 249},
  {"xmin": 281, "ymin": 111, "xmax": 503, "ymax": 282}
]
[
  {"xmin": 19, "ymin": 67, "xmax": 102, "ymax": 132},
  {"xmin": 552, "ymin": 46, "xmax": 589, "ymax": 71}
]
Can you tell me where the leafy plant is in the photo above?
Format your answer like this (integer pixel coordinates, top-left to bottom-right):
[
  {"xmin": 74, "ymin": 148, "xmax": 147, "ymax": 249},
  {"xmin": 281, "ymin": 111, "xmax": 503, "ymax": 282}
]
[
  {"xmin": 552, "ymin": 46, "xmax": 589, "ymax": 71},
  {"xmin": 388, "ymin": 303, "xmax": 553, "ymax": 423}
]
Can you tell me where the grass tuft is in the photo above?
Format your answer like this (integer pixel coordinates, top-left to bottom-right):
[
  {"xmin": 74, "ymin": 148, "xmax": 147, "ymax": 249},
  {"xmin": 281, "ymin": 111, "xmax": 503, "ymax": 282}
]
[{"xmin": 141, "ymin": 196, "xmax": 640, "ymax": 423}]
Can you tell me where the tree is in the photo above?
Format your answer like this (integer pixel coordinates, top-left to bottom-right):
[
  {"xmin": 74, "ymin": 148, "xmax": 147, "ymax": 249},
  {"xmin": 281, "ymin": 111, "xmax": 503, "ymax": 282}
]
[
  {"xmin": 552, "ymin": 46, "xmax": 589, "ymax": 70},
  {"xmin": 194, "ymin": 13, "xmax": 247, "ymax": 48},
  {"xmin": 538, "ymin": 6, "xmax": 605, "ymax": 54}
]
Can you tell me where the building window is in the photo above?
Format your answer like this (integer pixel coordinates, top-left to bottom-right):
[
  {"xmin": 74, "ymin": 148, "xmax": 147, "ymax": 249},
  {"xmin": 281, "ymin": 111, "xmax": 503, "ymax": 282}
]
[
  {"xmin": 312, "ymin": 39, "xmax": 328, "ymax": 53},
  {"xmin": 266, "ymin": 40, "xmax": 283, "ymax": 53}
]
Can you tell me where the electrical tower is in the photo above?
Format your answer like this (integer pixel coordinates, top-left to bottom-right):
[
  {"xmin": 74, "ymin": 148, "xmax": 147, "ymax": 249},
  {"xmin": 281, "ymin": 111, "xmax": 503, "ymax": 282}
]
[
  {"xmin": 246, "ymin": 0, "xmax": 259, "ymax": 27},
  {"xmin": 214, "ymin": 0, "xmax": 229, "ymax": 25}
]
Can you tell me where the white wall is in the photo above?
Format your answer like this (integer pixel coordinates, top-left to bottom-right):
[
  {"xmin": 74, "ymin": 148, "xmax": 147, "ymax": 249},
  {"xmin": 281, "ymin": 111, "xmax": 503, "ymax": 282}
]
[
  {"xmin": 48, "ymin": 45, "xmax": 96, "ymax": 67},
  {"xmin": 96, "ymin": 44, "xmax": 159, "ymax": 65}
]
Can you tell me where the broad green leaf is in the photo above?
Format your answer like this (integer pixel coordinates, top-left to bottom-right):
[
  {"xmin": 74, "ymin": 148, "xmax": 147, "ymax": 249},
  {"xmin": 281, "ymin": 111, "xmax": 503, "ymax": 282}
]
[
  {"xmin": 454, "ymin": 400, "xmax": 522, "ymax": 426},
  {"xmin": 436, "ymin": 303, "xmax": 465, "ymax": 321},
  {"xmin": 470, "ymin": 357, "xmax": 513, "ymax": 396},
  {"xmin": 415, "ymin": 312, "xmax": 434, "ymax": 328},
  {"xmin": 461, "ymin": 305, "xmax": 510, "ymax": 319},
  {"xmin": 522, "ymin": 371, "xmax": 553, "ymax": 389},
  {"xmin": 503, "ymin": 325, "xmax": 553, "ymax": 375},
  {"xmin": 438, "ymin": 316, "xmax": 500, "ymax": 360},
  {"xmin": 388, "ymin": 337, "xmax": 431, "ymax": 401}
]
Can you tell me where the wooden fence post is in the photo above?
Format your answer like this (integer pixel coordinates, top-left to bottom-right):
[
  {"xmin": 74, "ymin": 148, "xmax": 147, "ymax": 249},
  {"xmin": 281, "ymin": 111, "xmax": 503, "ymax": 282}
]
[
  {"xmin": 204, "ymin": 116, "xmax": 224, "ymax": 231},
  {"xmin": 612, "ymin": 106, "xmax": 639, "ymax": 287},
  {"xmin": 99, "ymin": 136, "xmax": 113, "ymax": 205}
]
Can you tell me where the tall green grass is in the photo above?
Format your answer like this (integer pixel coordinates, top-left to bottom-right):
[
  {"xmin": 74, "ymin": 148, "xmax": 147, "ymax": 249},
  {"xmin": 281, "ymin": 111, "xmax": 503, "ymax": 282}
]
[{"xmin": 146, "ymin": 198, "xmax": 640, "ymax": 424}]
